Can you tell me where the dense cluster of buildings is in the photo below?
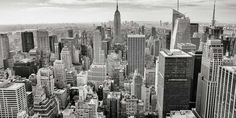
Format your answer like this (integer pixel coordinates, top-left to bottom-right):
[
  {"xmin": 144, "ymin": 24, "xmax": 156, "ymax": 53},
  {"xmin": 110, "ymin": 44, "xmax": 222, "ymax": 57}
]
[{"xmin": 0, "ymin": 0, "xmax": 236, "ymax": 118}]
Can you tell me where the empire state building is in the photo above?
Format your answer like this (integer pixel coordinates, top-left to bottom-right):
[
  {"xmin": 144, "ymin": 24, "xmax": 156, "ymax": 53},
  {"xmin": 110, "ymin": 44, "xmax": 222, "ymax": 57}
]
[{"xmin": 113, "ymin": 0, "xmax": 122, "ymax": 44}]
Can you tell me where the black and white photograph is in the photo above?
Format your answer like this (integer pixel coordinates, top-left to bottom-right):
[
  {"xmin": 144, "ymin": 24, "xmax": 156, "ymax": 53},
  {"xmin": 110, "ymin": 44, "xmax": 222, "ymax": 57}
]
[{"xmin": 0, "ymin": 0, "xmax": 235, "ymax": 118}]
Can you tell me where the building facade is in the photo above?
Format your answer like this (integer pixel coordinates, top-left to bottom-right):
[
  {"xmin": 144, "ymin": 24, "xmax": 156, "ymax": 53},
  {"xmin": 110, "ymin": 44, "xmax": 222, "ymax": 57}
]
[
  {"xmin": 0, "ymin": 82, "xmax": 27, "ymax": 118},
  {"xmin": 127, "ymin": 35, "xmax": 145, "ymax": 76},
  {"xmin": 157, "ymin": 49, "xmax": 193, "ymax": 118},
  {"xmin": 196, "ymin": 39, "xmax": 223, "ymax": 118}
]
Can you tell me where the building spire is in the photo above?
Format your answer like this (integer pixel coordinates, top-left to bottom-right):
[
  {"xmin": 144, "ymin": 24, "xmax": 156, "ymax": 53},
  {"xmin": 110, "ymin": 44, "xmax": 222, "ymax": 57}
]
[
  {"xmin": 116, "ymin": 0, "xmax": 119, "ymax": 10},
  {"xmin": 177, "ymin": 0, "xmax": 179, "ymax": 11},
  {"xmin": 212, "ymin": 0, "xmax": 216, "ymax": 26}
]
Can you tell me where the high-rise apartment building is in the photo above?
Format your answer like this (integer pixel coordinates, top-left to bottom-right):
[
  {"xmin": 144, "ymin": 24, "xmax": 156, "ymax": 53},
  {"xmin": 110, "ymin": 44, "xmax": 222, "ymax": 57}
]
[
  {"xmin": 157, "ymin": 49, "xmax": 193, "ymax": 118},
  {"xmin": 53, "ymin": 60, "xmax": 66, "ymax": 89},
  {"xmin": 214, "ymin": 66, "xmax": 236, "ymax": 118},
  {"xmin": 106, "ymin": 92, "xmax": 121, "ymax": 118},
  {"xmin": 131, "ymin": 70, "xmax": 143, "ymax": 99},
  {"xmin": 0, "ymin": 82, "xmax": 27, "ymax": 118},
  {"xmin": 34, "ymin": 30, "xmax": 50, "ymax": 52},
  {"xmin": 61, "ymin": 46, "xmax": 73, "ymax": 69},
  {"xmin": 196, "ymin": 39, "xmax": 223, "ymax": 118},
  {"xmin": 93, "ymin": 30, "xmax": 105, "ymax": 65},
  {"xmin": 37, "ymin": 68, "xmax": 54, "ymax": 96},
  {"xmin": 127, "ymin": 35, "xmax": 145, "ymax": 76},
  {"xmin": 21, "ymin": 32, "xmax": 34, "ymax": 52},
  {"xmin": 0, "ymin": 34, "xmax": 10, "ymax": 69}
]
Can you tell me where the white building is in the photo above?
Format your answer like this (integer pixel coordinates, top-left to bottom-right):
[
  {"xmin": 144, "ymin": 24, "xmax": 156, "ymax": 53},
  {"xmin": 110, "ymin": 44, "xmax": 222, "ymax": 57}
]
[
  {"xmin": 171, "ymin": 17, "xmax": 191, "ymax": 49},
  {"xmin": 77, "ymin": 71, "xmax": 88, "ymax": 86},
  {"xmin": 167, "ymin": 110, "xmax": 196, "ymax": 118},
  {"xmin": 17, "ymin": 111, "xmax": 28, "ymax": 118},
  {"xmin": 215, "ymin": 66, "xmax": 236, "ymax": 118},
  {"xmin": 37, "ymin": 67, "xmax": 54, "ymax": 96},
  {"xmin": 0, "ymin": 82, "xmax": 27, "ymax": 118},
  {"xmin": 54, "ymin": 60, "xmax": 66, "ymax": 88},
  {"xmin": 61, "ymin": 46, "xmax": 73, "ymax": 69}
]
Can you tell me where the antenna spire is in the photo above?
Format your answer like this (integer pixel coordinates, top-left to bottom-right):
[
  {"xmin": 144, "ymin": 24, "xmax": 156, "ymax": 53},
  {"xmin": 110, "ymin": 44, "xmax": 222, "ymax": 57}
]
[
  {"xmin": 116, "ymin": 0, "xmax": 119, "ymax": 10},
  {"xmin": 212, "ymin": 0, "xmax": 216, "ymax": 26},
  {"xmin": 177, "ymin": 0, "xmax": 179, "ymax": 11}
]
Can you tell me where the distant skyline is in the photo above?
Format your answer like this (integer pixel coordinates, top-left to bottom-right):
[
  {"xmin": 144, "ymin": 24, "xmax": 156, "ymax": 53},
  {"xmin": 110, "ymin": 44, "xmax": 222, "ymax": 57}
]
[{"xmin": 0, "ymin": 0, "xmax": 236, "ymax": 25}]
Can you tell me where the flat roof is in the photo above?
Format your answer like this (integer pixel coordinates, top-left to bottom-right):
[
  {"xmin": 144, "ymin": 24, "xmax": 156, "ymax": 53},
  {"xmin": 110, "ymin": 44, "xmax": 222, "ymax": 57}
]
[
  {"xmin": 127, "ymin": 34, "xmax": 145, "ymax": 38},
  {"xmin": 170, "ymin": 110, "xmax": 196, "ymax": 117},
  {"xmin": 161, "ymin": 49, "xmax": 192, "ymax": 58},
  {"xmin": 222, "ymin": 66, "xmax": 236, "ymax": 73},
  {"xmin": 0, "ymin": 82, "xmax": 24, "ymax": 89}
]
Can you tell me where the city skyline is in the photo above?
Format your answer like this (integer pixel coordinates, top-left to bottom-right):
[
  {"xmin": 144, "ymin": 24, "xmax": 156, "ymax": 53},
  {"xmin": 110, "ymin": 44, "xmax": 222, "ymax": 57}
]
[{"xmin": 0, "ymin": 0, "xmax": 236, "ymax": 25}]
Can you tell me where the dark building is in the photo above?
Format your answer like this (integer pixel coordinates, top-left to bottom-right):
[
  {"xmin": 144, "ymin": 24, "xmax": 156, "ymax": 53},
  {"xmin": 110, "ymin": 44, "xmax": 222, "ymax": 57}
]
[
  {"xmin": 188, "ymin": 51, "xmax": 202, "ymax": 108},
  {"xmin": 158, "ymin": 49, "xmax": 193, "ymax": 118},
  {"xmin": 151, "ymin": 27, "xmax": 157, "ymax": 38},
  {"xmin": 13, "ymin": 58, "xmax": 38, "ymax": 78},
  {"xmin": 141, "ymin": 25, "xmax": 145, "ymax": 35},
  {"xmin": 21, "ymin": 32, "xmax": 34, "ymax": 52},
  {"xmin": 231, "ymin": 37, "xmax": 236, "ymax": 56},
  {"xmin": 81, "ymin": 45, "xmax": 88, "ymax": 56},
  {"xmin": 49, "ymin": 35, "xmax": 58, "ymax": 53},
  {"xmin": 58, "ymin": 42, "xmax": 64, "ymax": 59},
  {"xmin": 190, "ymin": 23, "xmax": 199, "ymax": 37},
  {"xmin": 106, "ymin": 92, "xmax": 121, "ymax": 118},
  {"xmin": 204, "ymin": 26, "xmax": 224, "ymax": 39},
  {"xmin": 96, "ymin": 26, "xmax": 105, "ymax": 40},
  {"xmin": 102, "ymin": 40, "xmax": 110, "ymax": 58},
  {"xmin": 222, "ymin": 38, "xmax": 231, "ymax": 56},
  {"xmin": 161, "ymin": 30, "xmax": 171, "ymax": 50},
  {"xmin": 68, "ymin": 29, "xmax": 74, "ymax": 38},
  {"xmin": 191, "ymin": 38, "xmax": 201, "ymax": 50}
]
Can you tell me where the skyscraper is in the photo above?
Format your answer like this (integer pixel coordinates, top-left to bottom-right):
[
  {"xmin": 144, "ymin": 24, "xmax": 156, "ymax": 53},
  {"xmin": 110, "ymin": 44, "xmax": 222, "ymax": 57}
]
[
  {"xmin": 0, "ymin": 82, "xmax": 27, "ymax": 118},
  {"xmin": 113, "ymin": 0, "xmax": 122, "ymax": 44},
  {"xmin": 37, "ymin": 68, "xmax": 54, "ymax": 97},
  {"xmin": 106, "ymin": 92, "xmax": 121, "ymax": 118},
  {"xmin": 172, "ymin": 9, "xmax": 185, "ymax": 32},
  {"xmin": 21, "ymin": 31, "xmax": 34, "ymax": 52},
  {"xmin": 34, "ymin": 30, "xmax": 50, "ymax": 52},
  {"xmin": 0, "ymin": 34, "xmax": 10, "ymax": 69},
  {"xmin": 49, "ymin": 35, "xmax": 58, "ymax": 53},
  {"xmin": 171, "ymin": 17, "xmax": 191, "ymax": 49},
  {"xmin": 131, "ymin": 70, "xmax": 143, "ymax": 99},
  {"xmin": 61, "ymin": 46, "xmax": 73, "ymax": 69},
  {"xmin": 93, "ymin": 30, "xmax": 105, "ymax": 65},
  {"xmin": 188, "ymin": 51, "xmax": 202, "ymax": 108},
  {"xmin": 157, "ymin": 49, "xmax": 193, "ymax": 118},
  {"xmin": 196, "ymin": 39, "xmax": 223, "ymax": 118},
  {"xmin": 127, "ymin": 35, "xmax": 145, "ymax": 76},
  {"xmin": 214, "ymin": 66, "xmax": 236, "ymax": 118},
  {"xmin": 53, "ymin": 60, "xmax": 66, "ymax": 89},
  {"xmin": 190, "ymin": 23, "xmax": 199, "ymax": 37}
]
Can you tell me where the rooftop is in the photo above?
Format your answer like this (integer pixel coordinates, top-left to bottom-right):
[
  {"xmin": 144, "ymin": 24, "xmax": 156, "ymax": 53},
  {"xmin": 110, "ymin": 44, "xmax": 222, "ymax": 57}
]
[
  {"xmin": 168, "ymin": 110, "xmax": 196, "ymax": 118},
  {"xmin": 19, "ymin": 58, "xmax": 33, "ymax": 63},
  {"xmin": 207, "ymin": 39, "xmax": 222, "ymax": 45},
  {"xmin": 0, "ymin": 82, "xmax": 24, "ymax": 89},
  {"xmin": 161, "ymin": 49, "xmax": 192, "ymax": 58},
  {"xmin": 222, "ymin": 66, "xmax": 236, "ymax": 73},
  {"xmin": 127, "ymin": 34, "xmax": 145, "ymax": 38}
]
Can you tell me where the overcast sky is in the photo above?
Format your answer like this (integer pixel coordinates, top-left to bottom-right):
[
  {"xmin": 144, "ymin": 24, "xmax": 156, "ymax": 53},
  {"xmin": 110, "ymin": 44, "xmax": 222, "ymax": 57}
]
[{"xmin": 0, "ymin": 0, "xmax": 235, "ymax": 25}]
